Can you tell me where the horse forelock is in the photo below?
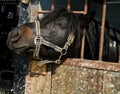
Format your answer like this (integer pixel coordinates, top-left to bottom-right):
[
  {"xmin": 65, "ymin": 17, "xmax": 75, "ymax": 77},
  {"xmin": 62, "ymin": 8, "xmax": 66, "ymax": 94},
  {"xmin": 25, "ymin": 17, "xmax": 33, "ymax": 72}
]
[{"xmin": 40, "ymin": 8, "xmax": 70, "ymax": 28}]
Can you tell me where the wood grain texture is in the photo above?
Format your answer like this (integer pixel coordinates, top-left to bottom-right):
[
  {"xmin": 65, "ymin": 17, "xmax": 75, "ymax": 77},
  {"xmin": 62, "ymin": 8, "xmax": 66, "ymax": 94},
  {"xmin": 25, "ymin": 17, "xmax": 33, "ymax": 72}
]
[{"xmin": 25, "ymin": 59, "xmax": 120, "ymax": 94}]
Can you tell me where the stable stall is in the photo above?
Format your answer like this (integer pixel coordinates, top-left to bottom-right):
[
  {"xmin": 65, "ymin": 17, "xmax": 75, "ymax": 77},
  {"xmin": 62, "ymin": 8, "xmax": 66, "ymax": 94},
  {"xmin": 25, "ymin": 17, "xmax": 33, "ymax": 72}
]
[{"xmin": 19, "ymin": 0, "xmax": 120, "ymax": 94}]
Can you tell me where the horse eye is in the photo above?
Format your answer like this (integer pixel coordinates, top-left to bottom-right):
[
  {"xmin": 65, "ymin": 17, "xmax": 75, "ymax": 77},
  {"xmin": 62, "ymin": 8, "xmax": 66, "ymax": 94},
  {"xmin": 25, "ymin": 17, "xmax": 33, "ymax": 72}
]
[
  {"xmin": 49, "ymin": 31, "xmax": 57, "ymax": 36},
  {"xmin": 57, "ymin": 23, "xmax": 66, "ymax": 29}
]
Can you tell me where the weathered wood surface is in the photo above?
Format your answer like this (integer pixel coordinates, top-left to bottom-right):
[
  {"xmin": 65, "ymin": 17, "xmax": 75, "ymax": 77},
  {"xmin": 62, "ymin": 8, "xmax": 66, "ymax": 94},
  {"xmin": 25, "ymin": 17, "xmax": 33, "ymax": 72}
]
[
  {"xmin": 25, "ymin": 69, "xmax": 52, "ymax": 94},
  {"xmin": 52, "ymin": 64, "xmax": 120, "ymax": 94},
  {"xmin": 25, "ymin": 59, "xmax": 120, "ymax": 94}
]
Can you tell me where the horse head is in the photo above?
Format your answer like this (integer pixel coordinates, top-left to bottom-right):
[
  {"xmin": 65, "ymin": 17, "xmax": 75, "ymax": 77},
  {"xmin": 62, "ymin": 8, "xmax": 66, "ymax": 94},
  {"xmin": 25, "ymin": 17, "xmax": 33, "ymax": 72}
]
[
  {"xmin": 7, "ymin": 9, "xmax": 76, "ymax": 62},
  {"xmin": 7, "ymin": 8, "xmax": 96, "ymax": 63}
]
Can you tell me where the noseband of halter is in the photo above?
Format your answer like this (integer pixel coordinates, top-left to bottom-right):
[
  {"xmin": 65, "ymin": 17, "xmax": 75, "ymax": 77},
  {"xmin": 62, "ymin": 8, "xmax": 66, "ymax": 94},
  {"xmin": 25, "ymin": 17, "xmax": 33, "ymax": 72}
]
[{"xmin": 33, "ymin": 21, "xmax": 74, "ymax": 66}]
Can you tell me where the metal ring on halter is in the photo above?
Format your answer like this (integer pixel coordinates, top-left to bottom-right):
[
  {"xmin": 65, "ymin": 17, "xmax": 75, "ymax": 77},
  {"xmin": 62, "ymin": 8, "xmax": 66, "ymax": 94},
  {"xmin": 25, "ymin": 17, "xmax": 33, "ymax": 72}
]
[{"xmin": 34, "ymin": 36, "xmax": 42, "ymax": 45}]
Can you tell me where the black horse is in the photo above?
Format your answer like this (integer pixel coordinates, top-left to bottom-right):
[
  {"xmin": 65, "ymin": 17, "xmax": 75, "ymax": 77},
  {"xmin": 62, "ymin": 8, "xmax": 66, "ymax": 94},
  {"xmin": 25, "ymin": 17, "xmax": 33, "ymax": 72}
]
[{"xmin": 7, "ymin": 8, "xmax": 120, "ymax": 64}]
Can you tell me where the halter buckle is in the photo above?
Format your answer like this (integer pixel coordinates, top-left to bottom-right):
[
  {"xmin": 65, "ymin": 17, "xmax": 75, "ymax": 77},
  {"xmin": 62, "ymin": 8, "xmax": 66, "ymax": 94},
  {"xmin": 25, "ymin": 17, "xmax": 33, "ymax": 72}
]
[{"xmin": 34, "ymin": 36, "xmax": 42, "ymax": 45}]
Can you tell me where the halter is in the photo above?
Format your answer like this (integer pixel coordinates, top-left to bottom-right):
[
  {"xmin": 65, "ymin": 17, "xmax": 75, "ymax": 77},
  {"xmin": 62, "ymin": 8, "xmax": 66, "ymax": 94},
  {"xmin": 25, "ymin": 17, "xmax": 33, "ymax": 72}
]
[{"xmin": 33, "ymin": 21, "xmax": 74, "ymax": 66}]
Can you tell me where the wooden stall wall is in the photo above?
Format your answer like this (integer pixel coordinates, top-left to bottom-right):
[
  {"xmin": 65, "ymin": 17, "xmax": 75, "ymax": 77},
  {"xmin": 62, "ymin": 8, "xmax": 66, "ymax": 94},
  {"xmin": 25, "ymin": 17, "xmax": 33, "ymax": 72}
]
[{"xmin": 25, "ymin": 59, "xmax": 120, "ymax": 94}]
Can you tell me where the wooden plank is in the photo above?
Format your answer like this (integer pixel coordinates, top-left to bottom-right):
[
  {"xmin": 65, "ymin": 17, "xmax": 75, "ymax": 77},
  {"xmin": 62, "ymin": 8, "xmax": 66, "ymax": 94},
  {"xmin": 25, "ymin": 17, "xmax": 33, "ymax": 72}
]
[
  {"xmin": 25, "ymin": 59, "xmax": 120, "ymax": 94},
  {"xmin": 51, "ymin": 64, "xmax": 104, "ymax": 94},
  {"xmin": 25, "ymin": 65, "xmax": 52, "ymax": 94},
  {"xmin": 51, "ymin": 63, "xmax": 120, "ymax": 94},
  {"xmin": 51, "ymin": 64, "xmax": 75, "ymax": 94},
  {"xmin": 73, "ymin": 68, "xmax": 103, "ymax": 94},
  {"xmin": 63, "ymin": 58, "xmax": 120, "ymax": 72},
  {"xmin": 103, "ymin": 71, "xmax": 120, "ymax": 94}
]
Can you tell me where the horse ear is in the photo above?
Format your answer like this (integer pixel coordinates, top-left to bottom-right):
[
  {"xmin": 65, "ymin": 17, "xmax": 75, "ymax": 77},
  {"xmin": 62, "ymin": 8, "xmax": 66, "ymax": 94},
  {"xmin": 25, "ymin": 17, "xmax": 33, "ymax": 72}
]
[{"xmin": 80, "ymin": 11, "xmax": 95, "ymax": 27}]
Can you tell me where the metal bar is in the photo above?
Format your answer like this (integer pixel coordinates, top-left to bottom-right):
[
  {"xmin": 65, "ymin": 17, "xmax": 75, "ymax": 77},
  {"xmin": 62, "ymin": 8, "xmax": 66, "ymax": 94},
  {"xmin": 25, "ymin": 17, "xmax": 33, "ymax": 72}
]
[
  {"xmin": 38, "ymin": 10, "xmax": 87, "ymax": 14},
  {"xmin": 80, "ymin": 0, "xmax": 88, "ymax": 58},
  {"xmin": 38, "ymin": 0, "xmax": 88, "ymax": 14},
  {"xmin": 72, "ymin": 11, "xmax": 87, "ymax": 14},
  {"xmin": 80, "ymin": 28, "xmax": 86, "ymax": 58},
  {"xmin": 51, "ymin": 0, "xmax": 55, "ymax": 11},
  {"xmin": 63, "ymin": 58, "xmax": 120, "ymax": 72},
  {"xmin": 67, "ymin": 0, "xmax": 71, "ymax": 12},
  {"xmin": 99, "ymin": 0, "xmax": 107, "ymax": 60},
  {"xmin": 84, "ymin": 0, "xmax": 88, "ymax": 15}
]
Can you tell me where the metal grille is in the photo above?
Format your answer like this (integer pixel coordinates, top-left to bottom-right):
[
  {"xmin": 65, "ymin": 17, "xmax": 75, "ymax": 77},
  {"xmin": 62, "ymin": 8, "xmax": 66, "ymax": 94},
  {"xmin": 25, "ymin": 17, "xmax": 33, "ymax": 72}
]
[{"xmin": 38, "ymin": 0, "xmax": 88, "ymax": 14}]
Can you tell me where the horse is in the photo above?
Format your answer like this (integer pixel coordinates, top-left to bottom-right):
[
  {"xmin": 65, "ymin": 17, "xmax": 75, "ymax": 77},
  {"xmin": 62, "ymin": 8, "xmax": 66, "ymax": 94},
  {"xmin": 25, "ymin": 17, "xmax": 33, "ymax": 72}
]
[{"xmin": 6, "ymin": 8, "xmax": 120, "ymax": 65}]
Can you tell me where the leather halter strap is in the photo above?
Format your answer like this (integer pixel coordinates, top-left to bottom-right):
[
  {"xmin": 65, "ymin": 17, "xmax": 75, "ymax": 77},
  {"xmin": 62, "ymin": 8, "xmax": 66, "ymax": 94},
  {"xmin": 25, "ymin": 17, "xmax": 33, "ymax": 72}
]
[
  {"xmin": 33, "ymin": 20, "xmax": 74, "ymax": 65},
  {"xmin": 33, "ymin": 21, "xmax": 41, "ymax": 60}
]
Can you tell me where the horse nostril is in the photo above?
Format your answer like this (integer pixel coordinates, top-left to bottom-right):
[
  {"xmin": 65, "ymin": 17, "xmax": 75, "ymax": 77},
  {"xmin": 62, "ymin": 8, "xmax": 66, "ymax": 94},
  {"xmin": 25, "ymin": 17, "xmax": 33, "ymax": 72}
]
[
  {"xmin": 11, "ymin": 30, "xmax": 21, "ymax": 42},
  {"xmin": 12, "ymin": 30, "xmax": 20, "ymax": 37}
]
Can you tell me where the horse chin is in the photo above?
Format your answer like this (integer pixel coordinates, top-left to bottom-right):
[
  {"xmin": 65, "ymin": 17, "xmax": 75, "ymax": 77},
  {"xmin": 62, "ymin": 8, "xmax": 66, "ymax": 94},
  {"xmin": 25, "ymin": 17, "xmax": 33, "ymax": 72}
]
[{"xmin": 13, "ymin": 46, "xmax": 27, "ymax": 55}]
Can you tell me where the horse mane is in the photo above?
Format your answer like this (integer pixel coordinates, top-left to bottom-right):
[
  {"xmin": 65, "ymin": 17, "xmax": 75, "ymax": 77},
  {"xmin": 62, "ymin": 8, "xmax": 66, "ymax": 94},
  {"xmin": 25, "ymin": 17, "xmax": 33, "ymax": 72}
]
[
  {"xmin": 40, "ymin": 8, "xmax": 97, "ymax": 58},
  {"xmin": 40, "ymin": 7, "xmax": 95, "ymax": 30},
  {"xmin": 40, "ymin": 8, "xmax": 69, "ymax": 28}
]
